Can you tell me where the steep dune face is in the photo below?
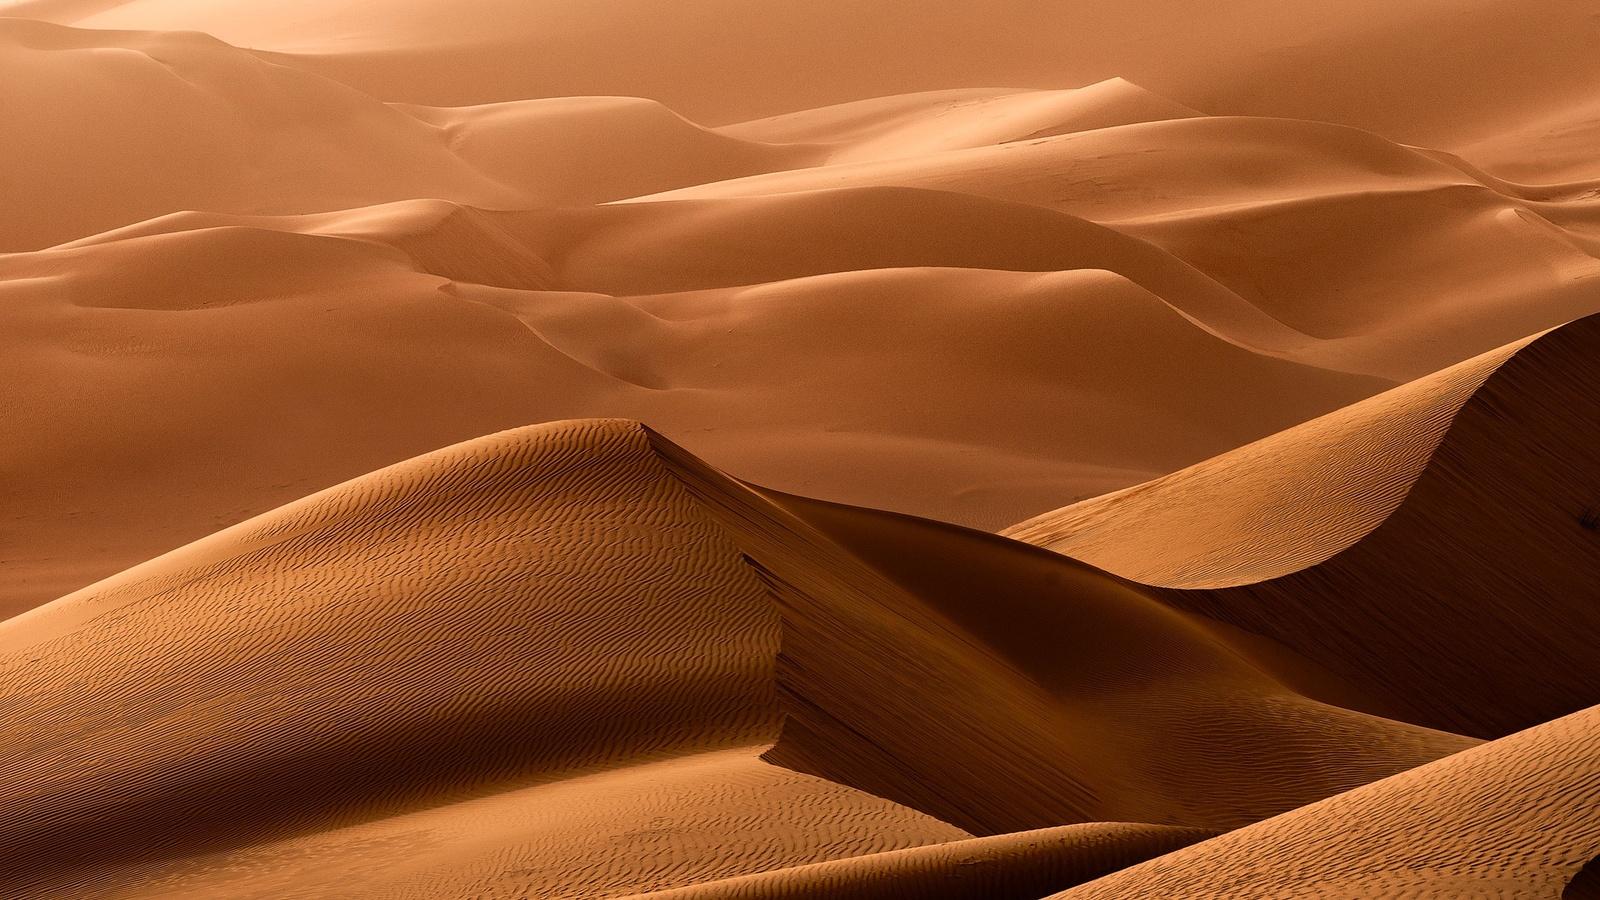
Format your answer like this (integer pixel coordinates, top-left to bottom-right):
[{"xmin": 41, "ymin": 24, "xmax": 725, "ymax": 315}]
[
  {"xmin": 0, "ymin": 420, "xmax": 1469, "ymax": 896},
  {"xmin": 1009, "ymin": 312, "xmax": 1600, "ymax": 737},
  {"xmin": 1051, "ymin": 705, "xmax": 1600, "ymax": 899}
]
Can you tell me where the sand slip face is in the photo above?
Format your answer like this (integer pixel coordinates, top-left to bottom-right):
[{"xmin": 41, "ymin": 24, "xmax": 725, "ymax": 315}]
[
  {"xmin": 0, "ymin": 419, "xmax": 1475, "ymax": 897},
  {"xmin": 1008, "ymin": 312, "xmax": 1600, "ymax": 738}
]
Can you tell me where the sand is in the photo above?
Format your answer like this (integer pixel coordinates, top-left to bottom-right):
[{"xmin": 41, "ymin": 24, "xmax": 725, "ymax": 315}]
[
  {"xmin": 1007, "ymin": 312, "xmax": 1600, "ymax": 738},
  {"xmin": 0, "ymin": 420, "xmax": 1471, "ymax": 896},
  {"xmin": 2, "ymin": 0, "xmax": 1598, "ymax": 896},
  {"xmin": 1051, "ymin": 705, "xmax": 1600, "ymax": 899}
]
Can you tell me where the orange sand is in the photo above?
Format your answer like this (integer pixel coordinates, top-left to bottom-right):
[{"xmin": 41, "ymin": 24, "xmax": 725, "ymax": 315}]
[{"xmin": 2, "ymin": 1, "xmax": 1598, "ymax": 896}]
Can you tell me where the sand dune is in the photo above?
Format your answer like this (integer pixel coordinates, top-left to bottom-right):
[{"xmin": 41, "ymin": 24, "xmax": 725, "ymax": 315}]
[
  {"xmin": 644, "ymin": 115, "xmax": 1600, "ymax": 380},
  {"xmin": 616, "ymin": 823, "xmax": 1208, "ymax": 900},
  {"xmin": 0, "ymin": 20, "xmax": 811, "ymax": 250},
  {"xmin": 1, "ymin": 196, "xmax": 1398, "ymax": 615},
  {"xmin": 719, "ymin": 80, "xmax": 1203, "ymax": 165},
  {"xmin": 14, "ymin": 0, "xmax": 1599, "ymax": 156},
  {"xmin": 4, "ymin": 0, "xmax": 1598, "ymax": 895},
  {"xmin": 1051, "ymin": 704, "xmax": 1600, "ymax": 898},
  {"xmin": 1009, "ymin": 312, "xmax": 1600, "ymax": 737},
  {"xmin": 0, "ymin": 420, "xmax": 1473, "ymax": 895},
  {"xmin": 7, "ymin": 5, "xmax": 1599, "ymax": 623}
]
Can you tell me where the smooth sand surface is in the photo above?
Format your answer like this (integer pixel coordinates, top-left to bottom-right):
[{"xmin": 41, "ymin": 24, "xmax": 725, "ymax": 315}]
[
  {"xmin": 1008, "ymin": 312, "xmax": 1600, "ymax": 738},
  {"xmin": 2, "ymin": 0, "xmax": 1598, "ymax": 896}
]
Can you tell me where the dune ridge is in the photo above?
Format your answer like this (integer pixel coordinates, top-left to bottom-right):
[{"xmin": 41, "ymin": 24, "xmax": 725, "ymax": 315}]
[
  {"xmin": 0, "ymin": 419, "xmax": 1476, "ymax": 896},
  {"xmin": 1009, "ymin": 311, "xmax": 1600, "ymax": 737},
  {"xmin": 6, "ymin": 3, "xmax": 1600, "ymax": 621},
  {"xmin": 1, "ymin": 190, "xmax": 1402, "ymax": 616},
  {"xmin": 1050, "ymin": 704, "xmax": 1600, "ymax": 898}
]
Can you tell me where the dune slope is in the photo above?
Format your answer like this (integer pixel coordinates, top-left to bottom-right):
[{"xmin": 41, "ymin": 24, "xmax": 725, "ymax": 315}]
[
  {"xmin": 0, "ymin": 197, "xmax": 1396, "ymax": 616},
  {"xmin": 1051, "ymin": 704, "xmax": 1600, "ymax": 899},
  {"xmin": 0, "ymin": 419, "xmax": 1471, "ymax": 896},
  {"xmin": 1009, "ymin": 312, "xmax": 1600, "ymax": 737},
  {"xmin": 15, "ymin": 0, "xmax": 1600, "ymax": 158}
]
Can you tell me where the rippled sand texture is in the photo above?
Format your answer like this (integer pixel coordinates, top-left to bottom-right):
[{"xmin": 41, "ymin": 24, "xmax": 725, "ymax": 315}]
[{"xmin": 2, "ymin": 0, "xmax": 1599, "ymax": 897}]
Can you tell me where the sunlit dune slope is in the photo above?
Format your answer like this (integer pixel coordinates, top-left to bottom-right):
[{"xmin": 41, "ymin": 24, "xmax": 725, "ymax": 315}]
[
  {"xmin": 1008, "ymin": 312, "xmax": 1600, "ymax": 737},
  {"xmin": 717, "ymin": 80, "xmax": 1202, "ymax": 165},
  {"xmin": 1051, "ymin": 704, "xmax": 1600, "ymax": 899},
  {"xmin": 0, "ymin": 419, "xmax": 1468, "ymax": 896},
  {"xmin": 616, "ymin": 823, "xmax": 1208, "ymax": 900}
]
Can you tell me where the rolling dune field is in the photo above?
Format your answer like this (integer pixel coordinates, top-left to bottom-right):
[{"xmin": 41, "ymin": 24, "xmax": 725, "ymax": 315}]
[{"xmin": 2, "ymin": 0, "xmax": 1598, "ymax": 896}]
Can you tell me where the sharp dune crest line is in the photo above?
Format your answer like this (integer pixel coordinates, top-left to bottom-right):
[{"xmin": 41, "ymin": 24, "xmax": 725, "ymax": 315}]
[
  {"xmin": 1009, "ymin": 312, "xmax": 1600, "ymax": 738},
  {"xmin": 0, "ymin": 418, "xmax": 1475, "ymax": 896},
  {"xmin": 3, "ymin": 0, "xmax": 1599, "ymax": 896}
]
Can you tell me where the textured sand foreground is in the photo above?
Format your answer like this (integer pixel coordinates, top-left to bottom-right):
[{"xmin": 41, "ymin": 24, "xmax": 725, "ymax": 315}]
[{"xmin": 2, "ymin": 0, "xmax": 1599, "ymax": 897}]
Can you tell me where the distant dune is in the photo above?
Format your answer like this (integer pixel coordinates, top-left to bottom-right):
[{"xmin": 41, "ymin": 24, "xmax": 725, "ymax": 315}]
[{"xmin": 2, "ymin": 0, "xmax": 1598, "ymax": 895}]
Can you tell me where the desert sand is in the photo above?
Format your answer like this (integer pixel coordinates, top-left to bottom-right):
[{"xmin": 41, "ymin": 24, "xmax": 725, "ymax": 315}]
[{"xmin": 1, "ymin": 0, "xmax": 1598, "ymax": 896}]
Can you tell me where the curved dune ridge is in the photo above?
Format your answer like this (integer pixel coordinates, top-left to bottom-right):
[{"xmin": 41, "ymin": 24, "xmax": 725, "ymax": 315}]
[
  {"xmin": 1049, "ymin": 704, "xmax": 1600, "ymax": 899},
  {"xmin": 0, "ymin": 419, "xmax": 1478, "ymax": 897},
  {"xmin": 1007, "ymin": 311, "xmax": 1600, "ymax": 738}
]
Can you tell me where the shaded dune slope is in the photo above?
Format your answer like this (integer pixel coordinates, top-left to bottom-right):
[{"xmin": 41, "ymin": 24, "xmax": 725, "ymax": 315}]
[
  {"xmin": 1008, "ymin": 312, "xmax": 1600, "ymax": 737},
  {"xmin": 0, "ymin": 420, "xmax": 1470, "ymax": 896},
  {"xmin": 0, "ymin": 421, "xmax": 791, "ymax": 893},
  {"xmin": 1051, "ymin": 704, "xmax": 1600, "ymax": 899}
]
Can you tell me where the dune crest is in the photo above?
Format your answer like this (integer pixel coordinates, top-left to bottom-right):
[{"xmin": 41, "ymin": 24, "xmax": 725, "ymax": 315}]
[
  {"xmin": 1050, "ymin": 704, "xmax": 1600, "ymax": 898},
  {"xmin": 1009, "ymin": 312, "xmax": 1600, "ymax": 737},
  {"xmin": 0, "ymin": 419, "xmax": 1475, "ymax": 896}
]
